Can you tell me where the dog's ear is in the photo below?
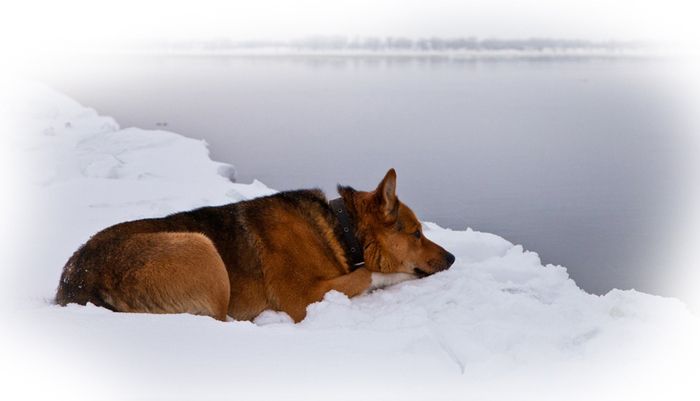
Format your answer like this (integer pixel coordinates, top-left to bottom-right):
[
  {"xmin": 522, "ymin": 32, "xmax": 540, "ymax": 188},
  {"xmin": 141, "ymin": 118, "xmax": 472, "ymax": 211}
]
[{"xmin": 375, "ymin": 168, "xmax": 398, "ymax": 222}]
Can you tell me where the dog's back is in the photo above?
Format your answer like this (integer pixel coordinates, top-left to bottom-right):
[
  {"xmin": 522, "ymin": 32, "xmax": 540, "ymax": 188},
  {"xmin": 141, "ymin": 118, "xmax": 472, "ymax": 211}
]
[
  {"xmin": 56, "ymin": 169, "xmax": 456, "ymax": 322},
  {"xmin": 55, "ymin": 189, "xmax": 350, "ymax": 321}
]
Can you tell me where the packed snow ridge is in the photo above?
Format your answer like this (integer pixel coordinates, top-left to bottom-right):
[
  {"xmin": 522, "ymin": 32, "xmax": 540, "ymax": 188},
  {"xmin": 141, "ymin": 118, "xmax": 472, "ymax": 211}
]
[{"xmin": 1, "ymin": 82, "xmax": 698, "ymax": 401}]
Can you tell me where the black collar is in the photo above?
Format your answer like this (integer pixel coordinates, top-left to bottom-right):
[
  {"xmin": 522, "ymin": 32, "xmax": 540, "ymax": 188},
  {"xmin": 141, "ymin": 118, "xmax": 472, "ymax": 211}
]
[{"xmin": 329, "ymin": 197, "xmax": 365, "ymax": 270}]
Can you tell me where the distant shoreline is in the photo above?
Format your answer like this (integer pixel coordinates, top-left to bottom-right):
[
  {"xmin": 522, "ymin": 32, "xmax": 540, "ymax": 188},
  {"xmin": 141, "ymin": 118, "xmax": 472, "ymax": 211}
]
[
  {"xmin": 38, "ymin": 36, "xmax": 676, "ymax": 59},
  {"xmin": 63, "ymin": 47, "xmax": 669, "ymax": 60}
]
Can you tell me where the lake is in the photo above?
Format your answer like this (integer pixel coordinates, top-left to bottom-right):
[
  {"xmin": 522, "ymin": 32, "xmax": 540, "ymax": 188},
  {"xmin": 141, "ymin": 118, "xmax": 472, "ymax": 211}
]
[{"xmin": 36, "ymin": 53, "xmax": 691, "ymax": 298}]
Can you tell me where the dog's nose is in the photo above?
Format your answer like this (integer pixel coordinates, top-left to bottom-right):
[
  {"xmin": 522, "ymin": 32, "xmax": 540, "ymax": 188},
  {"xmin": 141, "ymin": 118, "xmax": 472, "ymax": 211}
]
[{"xmin": 444, "ymin": 251, "xmax": 455, "ymax": 267}]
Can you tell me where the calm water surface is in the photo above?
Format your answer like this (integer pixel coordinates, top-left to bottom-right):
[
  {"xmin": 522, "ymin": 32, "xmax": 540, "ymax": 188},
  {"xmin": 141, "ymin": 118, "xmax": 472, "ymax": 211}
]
[{"xmin": 38, "ymin": 54, "xmax": 690, "ymax": 298}]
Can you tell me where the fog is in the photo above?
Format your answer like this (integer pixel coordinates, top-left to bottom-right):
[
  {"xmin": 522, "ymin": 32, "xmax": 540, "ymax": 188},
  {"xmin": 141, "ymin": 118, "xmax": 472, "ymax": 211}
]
[{"xmin": 3, "ymin": 0, "xmax": 698, "ymax": 55}]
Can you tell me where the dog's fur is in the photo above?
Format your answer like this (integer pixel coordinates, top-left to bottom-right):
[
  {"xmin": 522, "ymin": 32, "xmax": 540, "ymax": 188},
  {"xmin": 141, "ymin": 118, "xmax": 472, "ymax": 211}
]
[{"xmin": 55, "ymin": 169, "xmax": 455, "ymax": 322}]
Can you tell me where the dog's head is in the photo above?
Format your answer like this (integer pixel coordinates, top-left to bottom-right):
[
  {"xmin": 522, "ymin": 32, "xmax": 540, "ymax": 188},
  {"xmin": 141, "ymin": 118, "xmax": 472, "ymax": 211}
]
[{"xmin": 340, "ymin": 168, "xmax": 455, "ymax": 277}]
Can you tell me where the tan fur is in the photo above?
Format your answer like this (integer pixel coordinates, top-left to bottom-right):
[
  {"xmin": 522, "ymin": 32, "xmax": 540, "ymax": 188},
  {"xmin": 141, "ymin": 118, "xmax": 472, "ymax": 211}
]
[
  {"xmin": 55, "ymin": 169, "xmax": 454, "ymax": 323},
  {"xmin": 100, "ymin": 232, "xmax": 229, "ymax": 321}
]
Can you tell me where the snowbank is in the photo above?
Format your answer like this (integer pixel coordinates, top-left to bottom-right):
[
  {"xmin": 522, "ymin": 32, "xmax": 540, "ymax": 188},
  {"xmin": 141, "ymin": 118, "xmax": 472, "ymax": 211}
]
[{"xmin": 1, "ymin": 82, "xmax": 698, "ymax": 401}]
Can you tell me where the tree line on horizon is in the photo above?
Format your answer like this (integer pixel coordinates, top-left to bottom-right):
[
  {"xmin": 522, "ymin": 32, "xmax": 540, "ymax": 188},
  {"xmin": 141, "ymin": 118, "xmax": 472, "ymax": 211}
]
[{"xmin": 153, "ymin": 36, "xmax": 646, "ymax": 52}]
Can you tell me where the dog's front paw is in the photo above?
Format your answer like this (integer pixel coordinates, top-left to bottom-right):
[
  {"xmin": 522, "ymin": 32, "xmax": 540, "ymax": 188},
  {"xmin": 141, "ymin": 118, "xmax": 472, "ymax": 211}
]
[{"xmin": 370, "ymin": 272, "xmax": 416, "ymax": 290}]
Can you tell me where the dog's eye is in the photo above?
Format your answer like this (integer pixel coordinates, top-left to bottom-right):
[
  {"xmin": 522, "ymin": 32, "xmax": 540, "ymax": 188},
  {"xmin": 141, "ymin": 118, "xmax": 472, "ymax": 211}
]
[{"xmin": 412, "ymin": 230, "xmax": 421, "ymax": 239}]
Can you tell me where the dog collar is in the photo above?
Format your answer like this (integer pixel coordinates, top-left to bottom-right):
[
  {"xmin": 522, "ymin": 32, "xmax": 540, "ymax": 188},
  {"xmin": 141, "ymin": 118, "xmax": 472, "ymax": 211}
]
[{"xmin": 329, "ymin": 198, "xmax": 365, "ymax": 270}]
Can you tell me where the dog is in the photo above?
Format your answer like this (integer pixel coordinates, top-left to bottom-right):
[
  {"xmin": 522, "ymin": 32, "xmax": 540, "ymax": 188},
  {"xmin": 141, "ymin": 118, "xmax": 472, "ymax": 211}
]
[{"xmin": 55, "ymin": 169, "xmax": 455, "ymax": 322}]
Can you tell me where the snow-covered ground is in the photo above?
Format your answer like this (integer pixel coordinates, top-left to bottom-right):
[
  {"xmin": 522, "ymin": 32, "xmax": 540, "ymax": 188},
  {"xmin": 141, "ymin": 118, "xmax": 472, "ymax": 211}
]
[{"xmin": 1, "ymin": 82, "xmax": 698, "ymax": 401}]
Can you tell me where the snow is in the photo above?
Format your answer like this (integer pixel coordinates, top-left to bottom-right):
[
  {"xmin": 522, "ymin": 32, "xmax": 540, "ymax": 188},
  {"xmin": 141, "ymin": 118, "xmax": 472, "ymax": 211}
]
[{"xmin": 1, "ymin": 82, "xmax": 699, "ymax": 401}]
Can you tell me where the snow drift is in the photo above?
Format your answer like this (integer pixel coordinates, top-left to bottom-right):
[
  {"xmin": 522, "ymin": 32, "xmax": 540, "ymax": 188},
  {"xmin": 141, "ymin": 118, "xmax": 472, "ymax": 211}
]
[{"xmin": 1, "ymin": 82, "xmax": 698, "ymax": 401}]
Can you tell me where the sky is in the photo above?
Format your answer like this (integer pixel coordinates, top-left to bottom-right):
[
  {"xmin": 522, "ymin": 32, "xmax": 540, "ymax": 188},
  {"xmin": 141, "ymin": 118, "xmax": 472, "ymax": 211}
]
[{"xmin": 1, "ymin": 0, "xmax": 699, "ymax": 53}]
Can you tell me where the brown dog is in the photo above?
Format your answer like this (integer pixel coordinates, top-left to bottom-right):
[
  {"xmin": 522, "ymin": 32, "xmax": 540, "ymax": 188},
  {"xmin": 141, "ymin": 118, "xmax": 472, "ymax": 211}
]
[{"xmin": 55, "ymin": 169, "xmax": 455, "ymax": 322}]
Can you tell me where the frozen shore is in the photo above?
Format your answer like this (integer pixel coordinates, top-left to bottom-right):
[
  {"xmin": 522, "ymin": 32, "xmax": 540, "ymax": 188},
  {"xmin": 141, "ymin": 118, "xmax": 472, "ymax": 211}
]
[{"xmin": 1, "ymin": 82, "xmax": 698, "ymax": 401}]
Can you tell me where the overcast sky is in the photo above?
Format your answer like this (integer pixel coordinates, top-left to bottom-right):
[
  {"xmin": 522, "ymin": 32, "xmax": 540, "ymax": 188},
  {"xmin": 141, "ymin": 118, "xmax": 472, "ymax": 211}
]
[{"xmin": 1, "ymin": 0, "xmax": 699, "ymax": 51}]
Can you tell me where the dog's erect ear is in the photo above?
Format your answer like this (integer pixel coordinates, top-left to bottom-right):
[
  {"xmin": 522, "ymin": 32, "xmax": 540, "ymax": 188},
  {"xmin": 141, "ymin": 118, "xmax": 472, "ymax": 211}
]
[{"xmin": 375, "ymin": 168, "xmax": 398, "ymax": 221}]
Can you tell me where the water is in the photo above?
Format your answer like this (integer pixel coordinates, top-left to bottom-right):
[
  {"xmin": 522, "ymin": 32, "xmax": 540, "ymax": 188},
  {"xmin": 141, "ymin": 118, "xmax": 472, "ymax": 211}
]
[{"xmin": 38, "ymin": 54, "xmax": 690, "ymax": 298}]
